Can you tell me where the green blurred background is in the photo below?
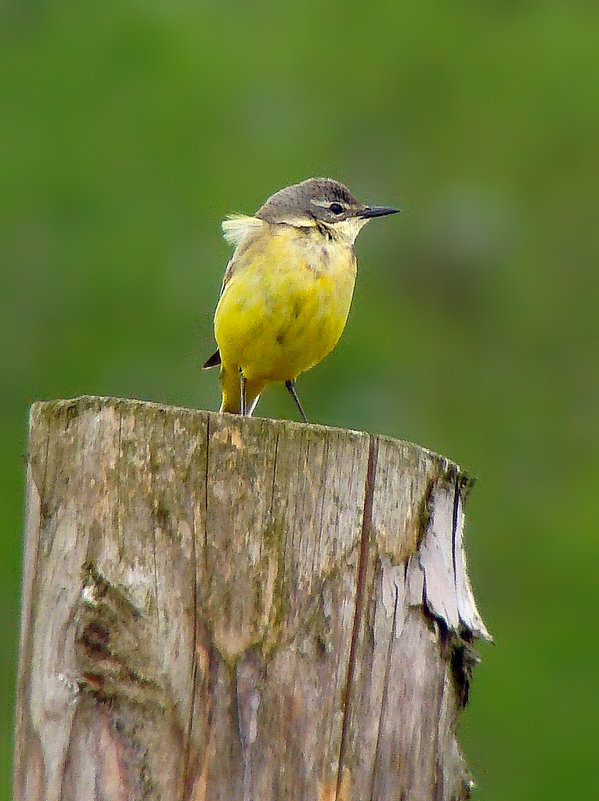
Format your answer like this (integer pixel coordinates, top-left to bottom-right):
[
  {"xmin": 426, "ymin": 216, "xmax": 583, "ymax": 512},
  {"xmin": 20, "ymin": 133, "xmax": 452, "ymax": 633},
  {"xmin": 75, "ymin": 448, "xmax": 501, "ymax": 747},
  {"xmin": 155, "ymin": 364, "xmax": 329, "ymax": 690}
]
[{"xmin": 2, "ymin": 1, "xmax": 598, "ymax": 798}]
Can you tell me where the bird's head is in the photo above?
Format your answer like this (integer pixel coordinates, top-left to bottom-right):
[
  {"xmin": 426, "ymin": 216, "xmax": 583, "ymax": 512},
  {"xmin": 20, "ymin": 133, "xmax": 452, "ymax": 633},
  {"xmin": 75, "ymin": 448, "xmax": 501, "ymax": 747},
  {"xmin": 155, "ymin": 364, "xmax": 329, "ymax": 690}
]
[{"xmin": 255, "ymin": 178, "xmax": 399, "ymax": 244}]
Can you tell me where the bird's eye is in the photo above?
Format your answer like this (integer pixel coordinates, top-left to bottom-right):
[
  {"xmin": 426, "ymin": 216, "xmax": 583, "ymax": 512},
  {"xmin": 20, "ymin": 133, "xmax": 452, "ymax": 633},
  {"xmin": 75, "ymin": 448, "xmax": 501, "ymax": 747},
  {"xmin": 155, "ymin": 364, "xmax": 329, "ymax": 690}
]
[{"xmin": 329, "ymin": 202, "xmax": 344, "ymax": 214}]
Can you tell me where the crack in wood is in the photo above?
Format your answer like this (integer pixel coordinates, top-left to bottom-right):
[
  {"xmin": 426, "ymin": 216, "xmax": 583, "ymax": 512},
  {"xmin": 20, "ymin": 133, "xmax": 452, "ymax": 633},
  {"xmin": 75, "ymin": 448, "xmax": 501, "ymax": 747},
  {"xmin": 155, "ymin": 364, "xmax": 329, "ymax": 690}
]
[
  {"xmin": 182, "ymin": 415, "xmax": 209, "ymax": 798},
  {"xmin": 451, "ymin": 475, "xmax": 462, "ymax": 594},
  {"xmin": 335, "ymin": 434, "xmax": 378, "ymax": 800},
  {"xmin": 116, "ymin": 409, "xmax": 123, "ymax": 562},
  {"xmin": 369, "ymin": 579, "xmax": 400, "ymax": 801}
]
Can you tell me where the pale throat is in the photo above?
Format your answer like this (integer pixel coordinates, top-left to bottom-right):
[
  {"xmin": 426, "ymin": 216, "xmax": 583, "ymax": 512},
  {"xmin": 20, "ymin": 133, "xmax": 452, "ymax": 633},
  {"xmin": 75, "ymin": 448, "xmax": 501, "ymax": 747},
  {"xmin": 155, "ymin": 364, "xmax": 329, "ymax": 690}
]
[
  {"xmin": 275, "ymin": 220, "xmax": 358, "ymax": 277},
  {"xmin": 328, "ymin": 216, "xmax": 369, "ymax": 244},
  {"xmin": 281, "ymin": 215, "xmax": 368, "ymax": 246}
]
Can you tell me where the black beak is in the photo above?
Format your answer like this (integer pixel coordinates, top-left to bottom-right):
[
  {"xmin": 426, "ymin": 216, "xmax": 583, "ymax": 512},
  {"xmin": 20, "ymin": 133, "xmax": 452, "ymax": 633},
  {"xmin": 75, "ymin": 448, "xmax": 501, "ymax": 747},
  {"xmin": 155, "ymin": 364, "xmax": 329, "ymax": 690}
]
[{"xmin": 360, "ymin": 205, "xmax": 401, "ymax": 219}]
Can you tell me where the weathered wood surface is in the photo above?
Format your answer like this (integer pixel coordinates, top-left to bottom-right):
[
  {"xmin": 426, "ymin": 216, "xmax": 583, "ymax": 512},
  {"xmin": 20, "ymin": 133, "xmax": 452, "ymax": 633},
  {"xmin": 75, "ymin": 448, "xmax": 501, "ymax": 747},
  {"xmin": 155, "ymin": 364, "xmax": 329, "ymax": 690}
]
[{"xmin": 14, "ymin": 396, "xmax": 490, "ymax": 801}]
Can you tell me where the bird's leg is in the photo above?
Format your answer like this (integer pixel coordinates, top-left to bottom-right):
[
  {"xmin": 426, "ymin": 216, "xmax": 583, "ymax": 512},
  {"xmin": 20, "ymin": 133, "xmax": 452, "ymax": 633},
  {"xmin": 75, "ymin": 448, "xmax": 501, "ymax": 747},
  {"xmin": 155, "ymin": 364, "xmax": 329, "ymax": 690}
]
[
  {"xmin": 240, "ymin": 370, "xmax": 247, "ymax": 415},
  {"xmin": 285, "ymin": 380, "xmax": 308, "ymax": 423}
]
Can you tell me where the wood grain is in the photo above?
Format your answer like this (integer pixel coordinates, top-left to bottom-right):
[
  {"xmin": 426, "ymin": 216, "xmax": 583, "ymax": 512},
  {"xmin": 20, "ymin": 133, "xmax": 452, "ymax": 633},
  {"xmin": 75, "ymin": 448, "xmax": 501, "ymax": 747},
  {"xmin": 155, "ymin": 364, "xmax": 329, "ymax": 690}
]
[{"xmin": 14, "ymin": 396, "xmax": 490, "ymax": 801}]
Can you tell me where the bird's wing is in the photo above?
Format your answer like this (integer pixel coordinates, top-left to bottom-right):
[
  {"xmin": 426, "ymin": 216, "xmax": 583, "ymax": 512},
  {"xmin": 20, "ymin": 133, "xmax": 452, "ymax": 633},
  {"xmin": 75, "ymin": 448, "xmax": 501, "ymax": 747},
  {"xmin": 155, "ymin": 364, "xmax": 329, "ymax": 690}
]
[
  {"xmin": 204, "ymin": 215, "xmax": 267, "ymax": 368},
  {"xmin": 219, "ymin": 256, "xmax": 236, "ymax": 296}
]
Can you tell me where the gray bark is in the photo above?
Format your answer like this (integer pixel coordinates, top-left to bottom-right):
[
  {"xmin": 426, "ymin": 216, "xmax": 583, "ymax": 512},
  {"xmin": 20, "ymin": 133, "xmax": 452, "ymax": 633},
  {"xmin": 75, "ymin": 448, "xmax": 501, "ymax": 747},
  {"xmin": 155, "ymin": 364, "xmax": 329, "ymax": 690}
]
[{"xmin": 14, "ymin": 396, "xmax": 490, "ymax": 801}]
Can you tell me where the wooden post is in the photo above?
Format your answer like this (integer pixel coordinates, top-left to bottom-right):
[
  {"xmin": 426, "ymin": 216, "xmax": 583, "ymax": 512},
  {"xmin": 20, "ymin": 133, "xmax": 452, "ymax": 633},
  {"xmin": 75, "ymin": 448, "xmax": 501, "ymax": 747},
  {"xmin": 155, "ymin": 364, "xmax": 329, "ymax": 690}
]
[{"xmin": 14, "ymin": 396, "xmax": 490, "ymax": 801}]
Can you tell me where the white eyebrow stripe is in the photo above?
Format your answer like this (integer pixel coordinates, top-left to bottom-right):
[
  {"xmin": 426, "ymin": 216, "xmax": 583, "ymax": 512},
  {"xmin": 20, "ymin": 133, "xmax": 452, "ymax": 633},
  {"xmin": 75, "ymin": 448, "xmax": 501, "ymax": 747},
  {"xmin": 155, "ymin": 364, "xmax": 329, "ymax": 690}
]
[{"xmin": 310, "ymin": 198, "xmax": 346, "ymax": 208}]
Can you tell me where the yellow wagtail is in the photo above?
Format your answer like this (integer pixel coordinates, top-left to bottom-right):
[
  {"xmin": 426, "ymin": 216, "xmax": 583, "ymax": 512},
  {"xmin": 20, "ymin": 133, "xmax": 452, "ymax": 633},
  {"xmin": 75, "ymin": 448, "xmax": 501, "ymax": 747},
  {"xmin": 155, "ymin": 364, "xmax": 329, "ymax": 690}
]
[{"xmin": 204, "ymin": 177, "xmax": 399, "ymax": 421}]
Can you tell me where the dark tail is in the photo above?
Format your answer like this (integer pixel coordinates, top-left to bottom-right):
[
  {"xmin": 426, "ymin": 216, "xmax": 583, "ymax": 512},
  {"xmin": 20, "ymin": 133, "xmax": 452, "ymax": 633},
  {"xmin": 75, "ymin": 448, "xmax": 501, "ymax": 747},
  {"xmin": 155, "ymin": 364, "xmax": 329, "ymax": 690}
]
[{"xmin": 203, "ymin": 349, "xmax": 221, "ymax": 369}]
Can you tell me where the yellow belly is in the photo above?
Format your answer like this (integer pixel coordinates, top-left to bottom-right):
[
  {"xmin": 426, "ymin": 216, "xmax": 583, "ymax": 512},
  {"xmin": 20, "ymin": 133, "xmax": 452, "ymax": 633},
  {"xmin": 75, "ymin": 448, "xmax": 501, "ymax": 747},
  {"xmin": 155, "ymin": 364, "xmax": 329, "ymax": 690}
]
[{"xmin": 214, "ymin": 228, "xmax": 356, "ymax": 383}]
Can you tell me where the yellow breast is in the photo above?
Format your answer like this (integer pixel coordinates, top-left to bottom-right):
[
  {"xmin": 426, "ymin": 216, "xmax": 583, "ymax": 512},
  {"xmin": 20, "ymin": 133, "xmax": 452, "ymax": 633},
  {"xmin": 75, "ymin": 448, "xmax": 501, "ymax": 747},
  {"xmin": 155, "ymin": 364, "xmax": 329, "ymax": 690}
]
[{"xmin": 214, "ymin": 224, "xmax": 356, "ymax": 382}]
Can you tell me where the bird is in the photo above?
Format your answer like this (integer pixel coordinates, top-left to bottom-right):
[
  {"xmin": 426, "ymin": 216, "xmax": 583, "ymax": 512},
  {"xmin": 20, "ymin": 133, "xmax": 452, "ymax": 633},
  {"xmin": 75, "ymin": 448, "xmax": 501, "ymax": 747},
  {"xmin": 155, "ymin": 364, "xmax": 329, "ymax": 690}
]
[{"xmin": 203, "ymin": 177, "xmax": 399, "ymax": 421}]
